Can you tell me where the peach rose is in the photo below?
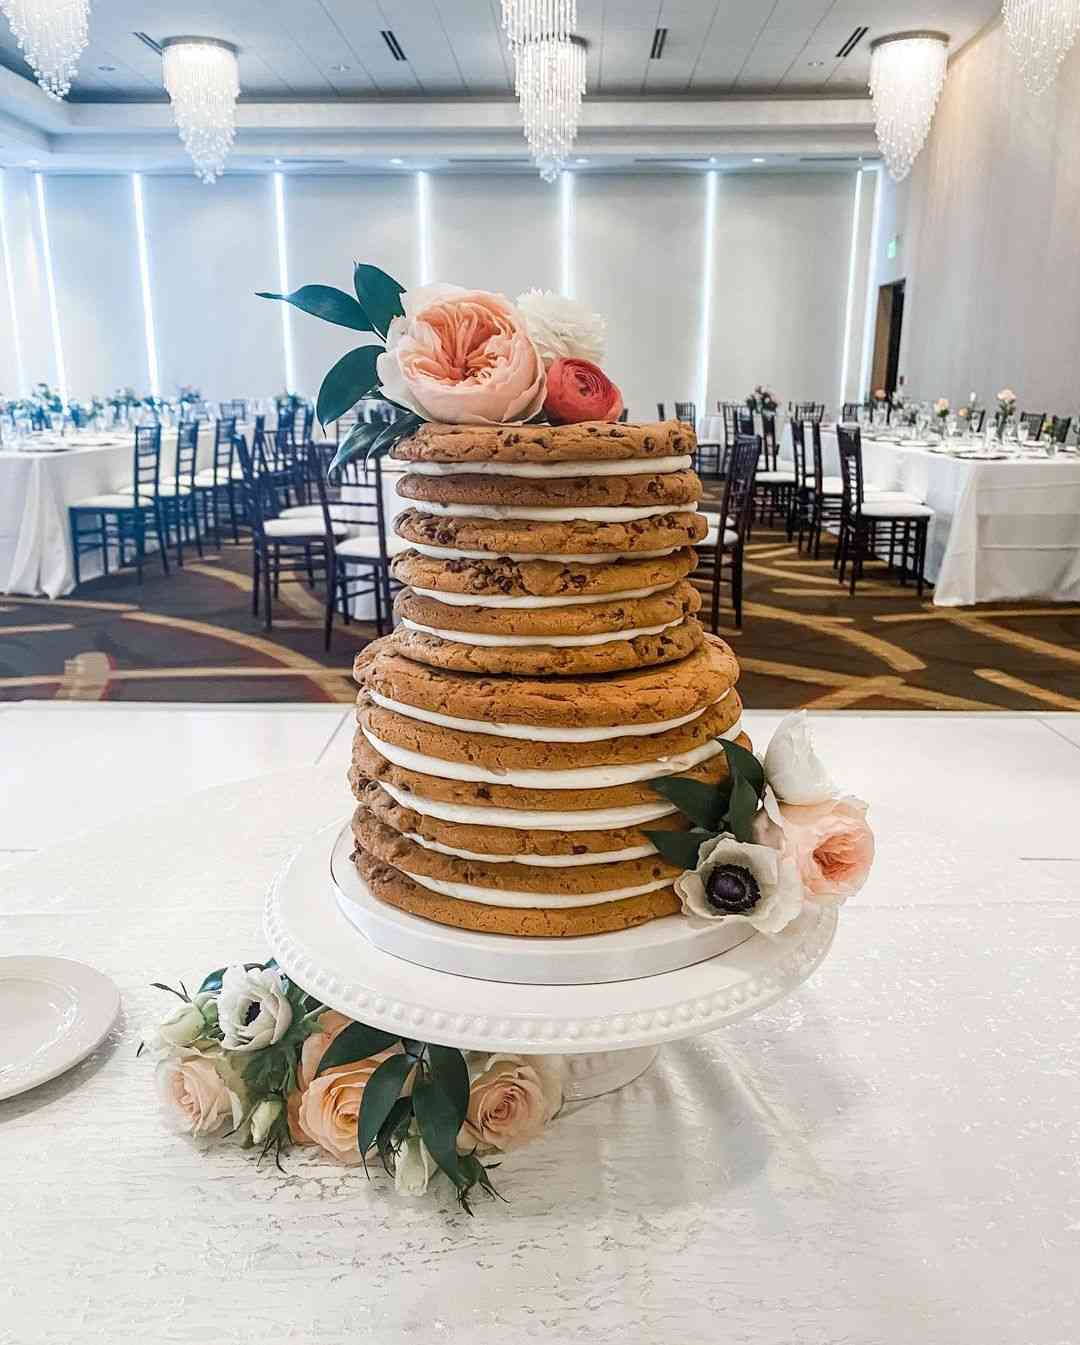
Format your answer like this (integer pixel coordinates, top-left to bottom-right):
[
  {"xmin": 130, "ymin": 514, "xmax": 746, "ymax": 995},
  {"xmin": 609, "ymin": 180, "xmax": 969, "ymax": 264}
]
[
  {"xmin": 543, "ymin": 358, "xmax": 623, "ymax": 426},
  {"xmin": 286, "ymin": 1009, "xmax": 350, "ymax": 1143},
  {"xmin": 287, "ymin": 1011, "xmax": 400, "ymax": 1157},
  {"xmin": 156, "ymin": 1052, "xmax": 244, "ymax": 1138},
  {"xmin": 777, "ymin": 796, "xmax": 875, "ymax": 905},
  {"xmin": 376, "ymin": 283, "xmax": 546, "ymax": 425},
  {"xmin": 459, "ymin": 1054, "xmax": 563, "ymax": 1154}
]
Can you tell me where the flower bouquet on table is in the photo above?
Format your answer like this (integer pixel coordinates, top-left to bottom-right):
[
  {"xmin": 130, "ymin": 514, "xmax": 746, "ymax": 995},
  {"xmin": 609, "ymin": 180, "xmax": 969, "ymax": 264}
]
[
  {"xmin": 144, "ymin": 961, "xmax": 564, "ymax": 1212},
  {"xmin": 257, "ymin": 268, "xmax": 621, "ymax": 470},
  {"xmin": 932, "ymin": 397, "xmax": 950, "ymax": 434},
  {"xmin": 748, "ymin": 384, "xmax": 778, "ymax": 415},
  {"xmin": 144, "ymin": 717, "xmax": 872, "ymax": 1212},
  {"xmin": 995, "ymin": 388, "xmax": 1016, "ymax": 440}
]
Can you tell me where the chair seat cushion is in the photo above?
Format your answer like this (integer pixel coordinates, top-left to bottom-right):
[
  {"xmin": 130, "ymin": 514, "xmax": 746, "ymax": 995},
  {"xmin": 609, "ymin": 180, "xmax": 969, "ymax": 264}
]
[
  {"xmin": 757, "ymin": 469, "xmax": 796, "ymax": 484},
  {"xmin": 280, "ymin": 504, "xmax": 366, "ymax": 525},
  {"xmin": 336, "ymin": 533, "xmax": 409, "ymax": 560},
  {"xmin": 860, "ymin": 500, "xmax": 934, "ymax": 520},
  {"xmin": 703, "ymin": 524, "xmax": 740, "ymax": 549},
  {"xmin": 116, "ymin": 481, "xmax": 191, "ymax": 497},
  {"xmin": 264, "ymin": 517, "xmax": 347, "ymax": 540},
  {"xmin": 194, "ymin": 466, "xmax": 243, "ymax": 487},
  {"xmin": 71, "ymin": 492, "xmax": 147, "ymax": 511}
]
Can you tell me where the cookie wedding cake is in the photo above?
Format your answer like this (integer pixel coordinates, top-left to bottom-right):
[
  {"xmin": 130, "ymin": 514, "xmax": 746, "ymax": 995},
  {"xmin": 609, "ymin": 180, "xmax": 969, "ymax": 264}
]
[{"xmin": 348, "ymin": 417, "xmax": 749, "ymax": 938}]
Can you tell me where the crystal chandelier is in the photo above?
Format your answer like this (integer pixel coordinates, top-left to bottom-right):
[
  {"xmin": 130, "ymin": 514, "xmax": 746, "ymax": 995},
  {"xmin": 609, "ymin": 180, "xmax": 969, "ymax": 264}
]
[
  {"xmin": 162, "ymin": 37, "xmax": 240, "ymax": 185},
  {"xmin": 0, "ymin": 0, "xmax": 90, "ymax": 100},
  {"xmin": 1003, "ymin": 0, "xmax": 1080, "ymax": 94},
  {"xmin": 501, "ymin": 0, "xmax": 587, "ymax": 182},
  {"xmin": 869, "ymin": 32, "xmax": 949, "ymax": 183}
]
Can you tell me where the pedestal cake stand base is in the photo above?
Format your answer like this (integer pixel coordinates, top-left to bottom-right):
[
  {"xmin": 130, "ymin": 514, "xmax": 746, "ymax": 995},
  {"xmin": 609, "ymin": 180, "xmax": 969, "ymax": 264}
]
[{"xmin": 265, "ymin": 823, "xmax": 838, "ymax": 1101}]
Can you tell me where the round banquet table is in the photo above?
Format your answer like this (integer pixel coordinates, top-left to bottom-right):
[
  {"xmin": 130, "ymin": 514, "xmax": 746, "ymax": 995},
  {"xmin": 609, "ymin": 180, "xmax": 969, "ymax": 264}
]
[{"xmin": 1, "ymin": 762, "xmax": 1077, "ymax": 1343}]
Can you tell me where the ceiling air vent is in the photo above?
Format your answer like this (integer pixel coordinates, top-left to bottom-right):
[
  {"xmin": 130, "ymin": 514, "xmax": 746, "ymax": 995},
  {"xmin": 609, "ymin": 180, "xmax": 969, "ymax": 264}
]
[
  {"xmin": 133, "ymin": 32, "xmax": 162, "ymax": 54},
  {"xmin": 447, "ymin": 157, "xmax": 531, "ymax": 165},
  {"xmin": 264, "ymin": 158, "xmax": 349, "ymax": 167},
  {"xmin": 650, "ymin": 28, "xmax": 668, "ymax": 59},
  {"xmin": 835, "ymin": 26, "xmax": 868, "ymax": 59},
  {"xmin": 381, "ymin": 30, "xmax": 407, "ymax": 61},
  {"xmin": 799, "ymin": 155, "xmax": 863, "ymax": 163},
  {"xmin": 633, "ymin": 156, "xmax": 709, "ymax": 165}
]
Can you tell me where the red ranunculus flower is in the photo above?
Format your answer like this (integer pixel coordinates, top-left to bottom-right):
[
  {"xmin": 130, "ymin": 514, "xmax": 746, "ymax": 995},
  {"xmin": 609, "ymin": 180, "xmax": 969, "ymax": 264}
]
[{"xmin": 543, "ymin": 358, "xmax": 624, "ymax": 426}]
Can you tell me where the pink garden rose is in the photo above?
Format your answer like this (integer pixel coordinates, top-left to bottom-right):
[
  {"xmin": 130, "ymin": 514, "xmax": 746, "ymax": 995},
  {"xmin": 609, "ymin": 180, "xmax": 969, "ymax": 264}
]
[
  {"xmin": 156, "ymin": 1052, "xmax": 244, "ymax": 1138},
  {"xmin": 459, "ymin": 1054, "xmax": 563, "ymax": 1154},
  {"xmin": 376, "ymin": 283, "xmax": 546, "ymax": 425},
  {"xmin": 287, "ymin": 1010, "xmax": 401, "ymax": 1159},
  {"xmin": 776, "ymin": 796, "xmax": 875, "ymax": 905}
]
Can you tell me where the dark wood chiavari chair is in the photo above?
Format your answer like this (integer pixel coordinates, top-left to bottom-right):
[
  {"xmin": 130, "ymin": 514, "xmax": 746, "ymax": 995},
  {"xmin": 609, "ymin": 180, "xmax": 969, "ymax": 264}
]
[
  {"xmin": 674, "ymin": 401, "xmax": 696, "ymax": 428},
  {"xmin": 1020, "ymin": 411, "xmax": 1046, "ymax": 440},
  {"xmin": 303, "ymin": 445, "xmax": 407, "ymax": 647},
  {"xmin": 1048, "ymin": 414, "xmax": 1072, "ymax": 443},
  {"xmin": 161, "ymin": 420, "xmax": 203, "ymax": 566},
  {"xmin": 752, "ymin": 410, "xmax": 795, "ymax": 529},
  {"xmin": 836, "ymin": 424, "xmax": 933, "ymax": 596},
  {"xmin": 695, "ymin": 434, "xmax": 759, "ymax": 631},
  {"xmin": 193, "ymin": 417, "xmax": 240, "ymax": 545},
  {"xmin": 656, "ymin": 402, "xmax": 666, "ymax": 420},
  {"xmin": 69, "ymin": 425, "xmax": 170, "ymax": 586},
  {"xmin": 234, "ymin": 434, "xmax": 347, "ymax": 630}
]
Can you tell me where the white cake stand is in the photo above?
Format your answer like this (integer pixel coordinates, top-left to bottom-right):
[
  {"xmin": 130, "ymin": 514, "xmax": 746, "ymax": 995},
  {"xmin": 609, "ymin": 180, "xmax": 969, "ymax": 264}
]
[{"xmin": 265, "ymin": 821, "xmax": 838, "ymax": 1100}]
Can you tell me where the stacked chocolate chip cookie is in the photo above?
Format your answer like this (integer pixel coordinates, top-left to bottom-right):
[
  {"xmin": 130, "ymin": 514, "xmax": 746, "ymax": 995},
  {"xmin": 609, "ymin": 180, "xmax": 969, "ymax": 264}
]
[{"xmin": 348, "ymin": 419, "xmax": 750, "ymax": 938}]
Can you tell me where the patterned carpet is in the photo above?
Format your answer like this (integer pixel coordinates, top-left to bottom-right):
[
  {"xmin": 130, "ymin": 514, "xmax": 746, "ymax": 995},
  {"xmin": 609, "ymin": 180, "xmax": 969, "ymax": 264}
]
[{"xmin": 3, "ymin": 533, "xmax": 1080, "ymax": 709}]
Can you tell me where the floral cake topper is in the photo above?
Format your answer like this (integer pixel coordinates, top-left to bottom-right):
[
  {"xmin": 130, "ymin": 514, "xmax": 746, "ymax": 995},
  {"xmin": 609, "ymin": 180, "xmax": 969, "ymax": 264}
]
[{"xmin": 259, "ymin": 265, "xmax": 623, "ymax": 473}]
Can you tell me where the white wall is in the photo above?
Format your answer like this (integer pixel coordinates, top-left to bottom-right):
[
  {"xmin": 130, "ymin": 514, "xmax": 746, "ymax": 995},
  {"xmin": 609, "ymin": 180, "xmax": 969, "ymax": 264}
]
[
  {"xmin": 0, "ymin": 166, "xmax": 872, "ymax": 419},
  {"xmin": 895, "ymin": 18, "xmax": 1080, "ymax": 411}
]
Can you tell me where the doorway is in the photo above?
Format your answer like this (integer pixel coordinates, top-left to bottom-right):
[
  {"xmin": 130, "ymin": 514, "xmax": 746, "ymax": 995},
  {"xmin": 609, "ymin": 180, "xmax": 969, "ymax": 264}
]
[{"xmin": 870, "ymin": 279, "xmax": 905, "ymax": 396}]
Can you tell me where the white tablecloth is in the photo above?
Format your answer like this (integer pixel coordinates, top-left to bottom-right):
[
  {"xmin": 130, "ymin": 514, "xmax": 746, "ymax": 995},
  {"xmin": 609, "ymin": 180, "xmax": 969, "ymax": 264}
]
[
  {"xmin": 781, "ymin": 426, "xmax": 1080, "ymax": 606},
  {"xmin": 2, "ymin": 718, "xmax": 1079, "ymax": 1343},
  {"xmin": 0, "ymin": 439, "xmax": 135, "ymax": 598},
  {"xmin": 0, "ymin": 434, "xmax": 219, "ymax": 599}
]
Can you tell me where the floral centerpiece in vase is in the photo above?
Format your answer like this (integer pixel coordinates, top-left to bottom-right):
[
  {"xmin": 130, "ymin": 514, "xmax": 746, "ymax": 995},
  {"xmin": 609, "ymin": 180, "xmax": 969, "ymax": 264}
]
[
  {"xmin": 932, "ymin": 397, "xmax": 950, "ymax": 434},
  {"xmin": 995, "ymin": 388, "xmax": 1016, "ymax": 440},
  {"xmin": 747, "ymin": 384, "xmax": 778, "ymax": 415}
]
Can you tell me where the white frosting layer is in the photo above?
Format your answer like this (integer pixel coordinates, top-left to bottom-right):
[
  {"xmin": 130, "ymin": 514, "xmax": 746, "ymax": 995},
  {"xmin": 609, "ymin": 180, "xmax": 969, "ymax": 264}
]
[
  {"xmin": 408, "ymin": 542, "xmax": 679, "ymax": 563},
  {"xmin": 369, "ymin": 688, "xmax": 728, "ymax": 740},
  {"xmin": 400, "ymin": 615, "xmax": 684, "ymax": 649},
  {"xmin": 404, "ymin": 832, "xmax": 656, "ymax": 866},
  {"xmin": 361, "ymin": 720, "xmax": 743, "ymax": 789},
  {"xmin": 393, "ymin": 455, "xmax": 692, "ymax": 479},
  {"xmin": 400, "ymin": 868, "xmax": 674, "ymax": 909},
  {"xmin": 377, "ymin": 779, "xmax": 677, "ymax": 830},
  {"xmin": 407, "ymin": 502, "xmax": 699, "ymax": 522},
  {"xmin": 408, "ymin": 582, "xmax": 674, "ymax": 608}
]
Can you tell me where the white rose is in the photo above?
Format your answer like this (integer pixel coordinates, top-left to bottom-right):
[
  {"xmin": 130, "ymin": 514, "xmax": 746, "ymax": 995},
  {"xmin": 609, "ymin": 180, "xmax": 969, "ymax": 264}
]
[
  {"xmin": 217, "ymin": 964, "xmax": 293, "ymax": 1053},
  {"xmin": 156, "ymin": 1052, "xmax": 244, "ymax": 1138},
  {"xmin": 514, "ymin": 289, "xmax": 606, "ymax": 367},
  {"xmin": 395, "ymin": 1123, "xmax": 436, "ymax": 1196},
  {"xmin": 763, "ymin": 710, "xmax": 837, "ymax": 805},
  {"xmin": 153, "ymin": 991, "xmax": 217, "ymax": 1051},
  {"xmin": 674, "ymin": 834, "xmax": 804, "ymax": 935},
  {"xmin": 250, "ymin": 1097, "xmax": 283, "ymax": 1146}
]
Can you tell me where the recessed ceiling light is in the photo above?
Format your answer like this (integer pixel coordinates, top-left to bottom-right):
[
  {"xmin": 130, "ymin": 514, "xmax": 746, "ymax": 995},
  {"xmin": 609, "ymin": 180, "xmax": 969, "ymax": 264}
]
[
  {"xmin": 273, "ymin": 158, "xmax": 284, "ymax": 167},
  {"xmin": 752, "ymin": 157, "xmax": 766, "ymax": 164},
  {"xmin": 98, "ymin": 64, "xmax": 116, "ymax": 72},
  {"xmin": 390, "ymin": 157, "xmax": 404, "ymax": 165},
  {"xmin": 575, "ymin": 157, "xmax": 589, "ymax": 164},
  {"xmin": 807, "ymin": 59, "xmax": 825, "ymax": 67},
  {"xmin": 708, "ymin": 156, "xmax": 717, "ymax": 164},
  {"xmin": 329, "ymin": 63, "xmax": 350, "ymax": 73},
  {"xmin": 27, "ymin": 158, "xmax": 38, "ymax": 166}
]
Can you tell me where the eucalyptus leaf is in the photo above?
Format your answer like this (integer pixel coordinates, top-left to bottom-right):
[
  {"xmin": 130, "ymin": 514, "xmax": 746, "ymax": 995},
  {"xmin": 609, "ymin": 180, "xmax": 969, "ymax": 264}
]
[
  {"xmin": 316, "ymin": 345, "xmax": 382, "ymax": 427},
  {"xmin": 353, "ymin": 263, "xmax": 406, "ymax": 339},
  {"xmin": 719, "ymin": 738, "xmax": 765, "ymax": 798},
  {"xmin": 315, "ymin": 1021, "xmax": 399, "ymax": 1077},
  {"xmin": 649, "ymin": 775, "xmax": 728, "ymax": 830},
  {"xmin": 375, "ymin": 1094, "xmax": 414, "ymax": 1175},
  {"xmin": 642, "ymin": 827, "xmax": 713, "ymax": 871},
  {"xmin": 365, "ymin": 413, "xmax": 424, "ymax": 464},
  {"xmin": 413, "ymin": 1078, "xmax": 465, "ymax": 1187},
  {"xmin": 328, "ymin": 419, "xmax": 383, "ymax": 475},
  {"xmin": 726, "ymin": 773, "xmax": 760, "ymax": 843},
  {"xmin": 256, "ymin": 284, "xmax": 373, "ymax": 332},
  {"xmin": 357, "ymin": 1053, "xmax": 415, "ymax": 1154},
  {"xmin": 428, "ymin": 1044, "xmax": 470, "ymax": 1127}
]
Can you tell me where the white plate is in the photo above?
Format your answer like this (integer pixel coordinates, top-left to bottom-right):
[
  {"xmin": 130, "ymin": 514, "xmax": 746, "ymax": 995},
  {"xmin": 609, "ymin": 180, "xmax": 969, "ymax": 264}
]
[{"xmin": 0, "ymin": 957, "xmax": 120, "ymax": 1101}]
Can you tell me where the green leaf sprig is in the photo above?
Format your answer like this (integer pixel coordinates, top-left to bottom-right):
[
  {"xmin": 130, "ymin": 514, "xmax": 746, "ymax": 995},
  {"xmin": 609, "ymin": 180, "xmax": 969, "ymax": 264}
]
[
  {"xmin": 644, "ymin": 738, "xmax": 767, "ymax": 870},
  {"xmin": 315, "ymin": 1023, "xmax": 499, "ymax": 1214},
  {"xmin": 258, "ymin": 262, "xmax": 414, "ymax": 467}
]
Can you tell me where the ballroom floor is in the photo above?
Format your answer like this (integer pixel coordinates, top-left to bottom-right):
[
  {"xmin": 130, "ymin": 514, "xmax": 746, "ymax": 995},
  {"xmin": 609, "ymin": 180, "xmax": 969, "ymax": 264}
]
[{"xmin": 3, "ymin": 531, "xmax": 1080, "ymax": 709}]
